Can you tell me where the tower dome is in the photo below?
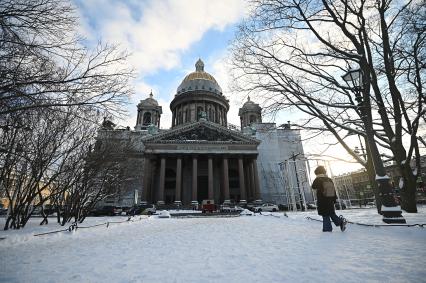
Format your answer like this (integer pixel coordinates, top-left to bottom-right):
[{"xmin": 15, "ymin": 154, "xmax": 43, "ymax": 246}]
[
  {"xmin": 242, "ymin": 96, "xmax": 258, "ymax": 109},
  {"xmin": 170, "ymin": 59, "xmax": 229, "ymax": 128},
  {"xmin": 176, "ymin": 59, "xmax": 222, "ymax": 95},
  {"xmin": 139, "ymin": 91, "xmax": 159, "ymax": 106}
]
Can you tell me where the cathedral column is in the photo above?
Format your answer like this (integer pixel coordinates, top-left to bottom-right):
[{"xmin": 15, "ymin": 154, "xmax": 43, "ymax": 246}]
[
  {"xmin": 158, "ymin": 157, "xmax": 166, "ymax": 205},
  {"xmin": 175, "ymin": 157, "xmax": 182, "ymax": 205},
  {"xmin": 192, "ymin": 156, "xmax": 198, "ymax": 205},
  {"xmin": 221, "ymin": 109, "xmax": 224, "ymax": 125},
  {"xmin": 238, "ymin": 157, "xmax": 247, "ymax": 204},
  {"xmin": 249, "ymin": 160, "xmax": 255, "ymax": 201},
  {"xmin": 183, "ymin": 105, "xmax": 186, "ymax": 123},
  {"xmin": 142, "ymin": 157, "xmax": 151, "ymax": 204},
  {"xmin": 208, "ymin": 157, "xmax": 214, "ymax": 200},
  {"xmin": 157, "ymin": 112, "xmax": 160, "ymax": 128},
  {"xmin": 222, "ymin": 157, "xmax": 230, "ymax": 203},
  {"xmin": 253, "ymin": 158, "xmax": 261, "ymax": 201},
  {"xmin": 244, "ymin": 160, "xmax": 251, "ymax": 201},
  {"xmin": 171, "ymin": 111, "xmax": 175, "ymax": 127}
]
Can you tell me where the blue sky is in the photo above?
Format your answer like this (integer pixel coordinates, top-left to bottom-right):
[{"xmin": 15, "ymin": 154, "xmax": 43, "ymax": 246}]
[
  {"xmin": 74, "ymin": 0, "xmax": 250, "ymax": 128},
  {"xmin": 73, "ymin": 0, "xmax": 365, "ymax": 174}
]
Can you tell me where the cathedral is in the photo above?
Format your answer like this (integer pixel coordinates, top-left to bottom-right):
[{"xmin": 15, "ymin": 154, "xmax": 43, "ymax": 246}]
[{"xmin": 96, "ymin": 59, "xmax": 312, "ymax": 208}]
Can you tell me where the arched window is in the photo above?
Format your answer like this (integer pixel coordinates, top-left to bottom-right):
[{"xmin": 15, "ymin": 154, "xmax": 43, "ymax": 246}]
[
  {"xmin": 143, "ymin": 112, "xmax": 152, "ymax": 125},
  {"xmin": 249, "ymin": 114, "xmax": 257, "ymax": 124}
]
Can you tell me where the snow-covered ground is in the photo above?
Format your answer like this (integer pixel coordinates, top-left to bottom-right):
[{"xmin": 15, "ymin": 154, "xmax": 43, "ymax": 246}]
[{"xmin": 1, "ymin": 207, "xmax": 425, "ymax": 283}]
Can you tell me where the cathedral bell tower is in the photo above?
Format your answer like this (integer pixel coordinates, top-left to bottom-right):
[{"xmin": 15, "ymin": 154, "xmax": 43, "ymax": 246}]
[
  {"xmin": 238, "ymin": 96, "xmax": 262, "ymax": 129},
  {"xmin": 136, "ymin": 91, "xmax": 162, "ymax": 130}
]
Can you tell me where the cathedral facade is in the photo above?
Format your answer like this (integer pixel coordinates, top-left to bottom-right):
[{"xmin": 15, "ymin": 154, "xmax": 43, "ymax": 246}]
[{"xmin": 96, "ymin": 59, "xmax": 312, "ymax": 208}]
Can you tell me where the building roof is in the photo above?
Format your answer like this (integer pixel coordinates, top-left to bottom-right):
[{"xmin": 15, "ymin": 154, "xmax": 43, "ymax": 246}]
[
  {"xmin": 176, "ymin": 59, "xmax": 222, "ymax": 95},
  {"xmin": 239, "ymin": 96, "xmax": 262, "ymax": 115},
  {"xmin": 242, "ymin": 96, "xmax": 259, "ymax": 109},
  {"xmin": 138, "ymin": 91, "xmax": 159, "ymax": 107}
]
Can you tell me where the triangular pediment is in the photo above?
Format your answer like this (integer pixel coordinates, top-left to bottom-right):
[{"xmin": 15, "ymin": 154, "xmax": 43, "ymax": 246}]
[{"xmin": 142, "ymin": 120, "xmax": 259, "ymax": 144}]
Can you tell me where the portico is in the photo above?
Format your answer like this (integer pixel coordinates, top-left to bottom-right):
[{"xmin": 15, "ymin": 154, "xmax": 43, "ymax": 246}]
[{"xmin": 141, "ymin": 120, "xmax": 261, "ymax": 206}]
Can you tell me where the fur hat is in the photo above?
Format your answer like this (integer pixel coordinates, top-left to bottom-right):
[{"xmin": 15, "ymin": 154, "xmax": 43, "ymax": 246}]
[{"xmin": 314, "ymin": 166, "xmax": 326, "ymax": 175}]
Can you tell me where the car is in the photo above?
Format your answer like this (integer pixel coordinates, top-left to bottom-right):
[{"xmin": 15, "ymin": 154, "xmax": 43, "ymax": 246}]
[
  {"xmin": 90, "ymin": 206, "xmax": 122, "ymax": 216},
  {"xmin": 334, "ymin": 202, "xmax": 346, "ymax": 210},
  {"xmin": 32, "ymin": 206, "xmax": 43, "ymax": 215},
  {"xmin": 247, "ymin": 200, "xmax": 263, "ymax": 211},
  {"xmin": 43, "ymin": 204, "xmax": 56, "ymax": 215},
  {"xmin": 219, "ymin": 204, "xmax": 244, "ymax": 213},
  {"xmin": 126, "ymin": 204, "xmax": 156, "ymax": 215},
  {"xmin": 307, "ymin": 203, "xmax": 317, "ymax": 209},
  {"xmin": 278, "ymin": 204, "xmax": 289, "ymax": 211},
  {"xmin": 0, "ymin": 207, "xmax": 7, "ymax": 215},
  {"xmin": 253, "ymin": 203, "xmax": 279, "ymax": 212}
]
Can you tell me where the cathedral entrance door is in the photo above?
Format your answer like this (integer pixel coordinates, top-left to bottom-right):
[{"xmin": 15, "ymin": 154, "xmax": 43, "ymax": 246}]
[{"xmin": 197, "ymin": 176, "xmax": 208, "ymax": 202}]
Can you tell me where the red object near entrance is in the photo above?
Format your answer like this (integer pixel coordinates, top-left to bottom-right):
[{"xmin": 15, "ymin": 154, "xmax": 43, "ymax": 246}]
[{"xmin": 202, "ymin": 200, "xmax": 216, "ymax": 213}]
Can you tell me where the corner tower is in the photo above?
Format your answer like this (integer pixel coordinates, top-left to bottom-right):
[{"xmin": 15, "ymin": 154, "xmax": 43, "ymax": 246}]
[
  {"xmin": 170, "ymin": 59, "xmax": 229, "ymax": 127},
  {"xmin": 136, "ymin": 91, "xmax": 162, "ymax": 130},
  {"xmin": 238, "ymin": 96, "xmax": 262, "ymax": 129}
]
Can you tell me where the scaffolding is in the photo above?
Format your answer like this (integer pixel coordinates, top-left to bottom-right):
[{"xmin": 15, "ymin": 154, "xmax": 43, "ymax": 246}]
[{"xmin": 257, "ymin": 159, "xmax": 312, "ymax": 211}]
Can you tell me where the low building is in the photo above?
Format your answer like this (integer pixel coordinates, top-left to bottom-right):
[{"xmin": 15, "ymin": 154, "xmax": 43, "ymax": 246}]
[{"xmin": 333, "ymin": 155, "xmax": 426, "ymax": 205}]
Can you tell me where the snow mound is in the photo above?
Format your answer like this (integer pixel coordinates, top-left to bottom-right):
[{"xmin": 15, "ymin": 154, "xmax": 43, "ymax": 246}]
[
  {"xmin": 155, "ymin": 210, "xmax": 171, "ymax": 218},
  {"xmin": 240, "ymin": 209, "xmax": 254, "ymax": 216}
]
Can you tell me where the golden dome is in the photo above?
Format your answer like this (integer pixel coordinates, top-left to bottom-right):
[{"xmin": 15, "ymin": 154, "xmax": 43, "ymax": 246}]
[
  {"xmin": 182, "ymin": 71, "xmax": 218, "ymax": 84},
  {"xmin": 177, "ymin": 59, "xmax": 222, "ymax": 95}
]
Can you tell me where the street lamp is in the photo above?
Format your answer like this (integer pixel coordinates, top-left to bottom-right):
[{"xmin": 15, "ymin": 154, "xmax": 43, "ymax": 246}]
[{"xmin": 342, "ymin": 67, "xmax": 405, "ymax": 224}]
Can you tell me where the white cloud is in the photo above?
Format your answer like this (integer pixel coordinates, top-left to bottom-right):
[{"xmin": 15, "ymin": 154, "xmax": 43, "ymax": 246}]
[
  {"xmin": 210, "ymin": 54, "xmax": 240, "ymax": 126},
  {"xmin": 77, "ymin": 0, "xmax": 246, "ymax": 74},
  {"xmin": 76, "ymin": 0, "xmax": 248, "ymax": 128}
]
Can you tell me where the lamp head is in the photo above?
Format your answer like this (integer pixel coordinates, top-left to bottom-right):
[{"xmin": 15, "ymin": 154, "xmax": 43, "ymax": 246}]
[{"xmin": 342, "ymin": 67, "xmax": 363, "ymax": 89}]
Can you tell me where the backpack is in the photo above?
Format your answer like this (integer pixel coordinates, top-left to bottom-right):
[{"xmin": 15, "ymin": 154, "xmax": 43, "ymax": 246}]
[{"xmin": 322, "ymin": 179, "xmax": 336, "ymax": 197}]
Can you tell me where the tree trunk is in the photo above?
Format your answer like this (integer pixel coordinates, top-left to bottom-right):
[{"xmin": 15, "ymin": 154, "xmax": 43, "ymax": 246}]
[
  {"xmin": 365, "ymin": 145, "xmax": 382, "ymax": 214},
  {"xmin": 4, "ymin": 216, "xmax": 11, "ymax": 230},
  {"xmin": 56, "ymin": 206, "xmax": 61, "ymax": 224},
  {"xmin": 400, "ymin": 167, "xmax": 418, "ymax": 212}
]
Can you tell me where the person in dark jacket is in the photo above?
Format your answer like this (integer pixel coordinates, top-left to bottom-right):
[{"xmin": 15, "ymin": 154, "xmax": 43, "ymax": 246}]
[{"xmin": 312, "ymin": 166, "xmax": 347, "ymax": 232}]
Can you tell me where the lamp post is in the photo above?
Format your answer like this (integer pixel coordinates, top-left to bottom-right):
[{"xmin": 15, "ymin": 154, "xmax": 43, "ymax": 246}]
[{"xmin": 342, "ymin": 68, "xmax": 405, "ymax": 223}]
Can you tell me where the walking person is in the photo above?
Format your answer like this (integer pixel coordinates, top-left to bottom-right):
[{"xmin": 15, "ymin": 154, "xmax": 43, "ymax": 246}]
[{"xmin": 312, "ymin": 166, "xmax": 347, "ymax": 232}]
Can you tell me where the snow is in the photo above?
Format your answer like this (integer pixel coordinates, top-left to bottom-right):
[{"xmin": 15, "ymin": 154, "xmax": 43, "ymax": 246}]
[
  {"xmin": 155, "ymin": 210, "xmax": 171, "ymax": 218},
  {"xmin": 240, "ymin": 209, "xmax": 254, "ymax": 216},
  {"xmin": 381, "ymin": 205, "xmax": 402, "ymax": 212},
  {"xmin": 413, "ymin": 168, "xmax": 418, "ymax": 176},
  {"xmin": 376, "ymin": 174, "xmax": 390, "ymax": 180},
  {"xmin": 1, "ymin": 207, "xmax": 426, "ymax": 283},
  {"xmin": 399, "ymin": 177, "xmax": 404, "ymax": 189}
]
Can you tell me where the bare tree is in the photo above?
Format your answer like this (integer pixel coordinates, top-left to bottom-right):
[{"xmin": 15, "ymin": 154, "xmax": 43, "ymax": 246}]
[
  {"xmin": 230, "ymin": 0, "xmax": 425, "ymax": 213},
  {"xmin": 54, "ymin": 138, "xmax": 125, "ymax": 225},
  {"xmin": 1, "ymin": 108, "xmax": 85, "ymax": 229},
  {"xmin": 0, "ymin": 0, "xmax": 133, "ymax": 117},
  {"xmin": 0, "ymin": 0, "xmax": 135, "ymax": 229}
]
